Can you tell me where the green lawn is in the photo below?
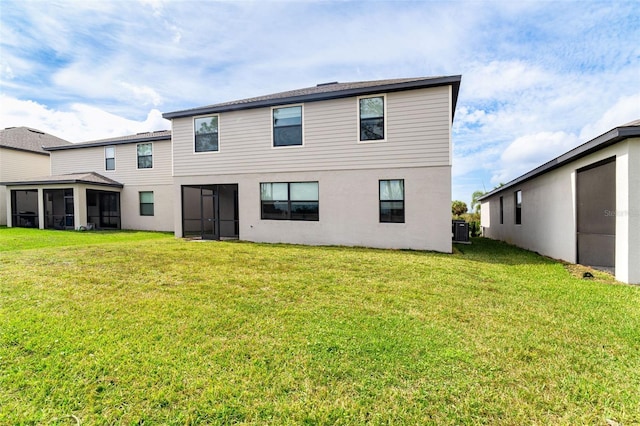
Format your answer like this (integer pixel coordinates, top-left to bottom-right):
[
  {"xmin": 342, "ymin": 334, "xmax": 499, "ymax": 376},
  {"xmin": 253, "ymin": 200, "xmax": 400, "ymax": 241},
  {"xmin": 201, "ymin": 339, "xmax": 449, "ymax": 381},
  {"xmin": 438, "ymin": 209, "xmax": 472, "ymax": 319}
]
[{"xmin": 1, "ymin": 228, "xmax": 638, "ymax": 425}]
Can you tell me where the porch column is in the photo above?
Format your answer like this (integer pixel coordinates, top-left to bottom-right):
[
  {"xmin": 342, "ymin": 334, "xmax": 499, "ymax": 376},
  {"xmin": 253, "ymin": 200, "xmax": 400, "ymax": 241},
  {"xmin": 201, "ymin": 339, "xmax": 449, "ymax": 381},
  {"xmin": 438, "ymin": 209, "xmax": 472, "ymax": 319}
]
[
  {"xmin": 74, "ymin": 185, "xmax": 86, "ymax": 229},
  {"xmin": 5, "ymin": 189, "xmax": 11, "ymax": 227},
  {"xmin": 37, "ymin": 188, "xmax": 45, "ymax": 230}
]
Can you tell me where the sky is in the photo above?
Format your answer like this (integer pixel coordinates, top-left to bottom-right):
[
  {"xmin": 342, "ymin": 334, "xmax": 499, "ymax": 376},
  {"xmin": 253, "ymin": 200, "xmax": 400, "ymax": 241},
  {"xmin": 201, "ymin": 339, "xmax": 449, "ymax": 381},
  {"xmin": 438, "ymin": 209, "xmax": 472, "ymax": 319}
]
[{"xmin": 1, "ymin": 0, "xmax": 639, "ymax": 207}]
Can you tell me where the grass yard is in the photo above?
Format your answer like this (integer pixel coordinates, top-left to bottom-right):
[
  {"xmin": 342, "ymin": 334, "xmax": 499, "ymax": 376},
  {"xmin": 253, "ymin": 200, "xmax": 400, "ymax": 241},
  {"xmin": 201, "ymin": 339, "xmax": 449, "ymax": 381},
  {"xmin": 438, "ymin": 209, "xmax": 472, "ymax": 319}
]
[{"xmin": 1, "ymin": 228, "xmax": 639, "ymax": 425}]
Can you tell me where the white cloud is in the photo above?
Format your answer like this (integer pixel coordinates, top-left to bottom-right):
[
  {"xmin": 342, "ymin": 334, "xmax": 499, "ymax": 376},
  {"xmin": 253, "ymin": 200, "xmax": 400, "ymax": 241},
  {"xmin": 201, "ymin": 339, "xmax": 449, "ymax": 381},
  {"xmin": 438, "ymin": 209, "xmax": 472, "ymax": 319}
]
[
  {"xmin": 579, "ymin": 93, "xmax": 640, "ymax": 141},
  {"xmin": 120, "ymin": 82, "xmax": 163, "ymax": 107},
  {"xmin": 0, "ymin": 95, "xmax": 169, "ymax": 143},
  {"xmin": 1, "ymin": 64, "xmax": 14, "ymax": 80},
  {"xmin": 461, "ymin": 61, "xmax": 550, "ymax": 101},
  {"xmin": 488, "ymin": 92, "xmax": 640, "ymax": 186},
  {"xmin": 492, "ymin": 131, "xmax": 580, "ymax": 185},
  {"xmin": 139, "ymin": 0, "xmax": 164, "ymax": 17}
]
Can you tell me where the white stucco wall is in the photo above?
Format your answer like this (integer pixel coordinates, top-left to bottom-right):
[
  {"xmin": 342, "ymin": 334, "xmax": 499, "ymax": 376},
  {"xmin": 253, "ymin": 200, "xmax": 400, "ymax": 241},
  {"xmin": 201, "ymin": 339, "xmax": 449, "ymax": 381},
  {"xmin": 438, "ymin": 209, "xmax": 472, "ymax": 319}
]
[
  {"xmin": 481, "ymin": 138, "xmax": 639, "ymax": 284},
  {"xmin": 615, "ymin": 137, "xmax": 640, "ymax": 284},
  {"xmin": 173, "ymin": 166, "xmax": 452, "ymax": 252},
  {"xmin": 119, "ymin": 184, "xmax": 174, "ymax": 232}
]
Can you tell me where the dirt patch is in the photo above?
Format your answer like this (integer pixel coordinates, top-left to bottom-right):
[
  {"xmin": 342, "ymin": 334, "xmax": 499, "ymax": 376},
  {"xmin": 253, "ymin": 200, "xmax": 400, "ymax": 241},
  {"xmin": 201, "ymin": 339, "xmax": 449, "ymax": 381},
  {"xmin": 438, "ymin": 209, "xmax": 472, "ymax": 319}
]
[{"xmin": 563, "ymin": 263, "xmax": 615, "ymax": 282}]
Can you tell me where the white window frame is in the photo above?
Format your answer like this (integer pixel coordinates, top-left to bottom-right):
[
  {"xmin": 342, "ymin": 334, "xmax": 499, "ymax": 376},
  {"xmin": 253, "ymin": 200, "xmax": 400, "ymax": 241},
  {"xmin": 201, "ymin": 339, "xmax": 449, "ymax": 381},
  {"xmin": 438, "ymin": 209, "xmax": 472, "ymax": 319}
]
[
  {"xmin": 193, "ymin": 114, "xmax": 221, "ymax": 154},
  {"xmin": 271, "ymin": 104, "xmax": 304, "ymax": 149},
  {"xmin": 139, "ymin": 191, "xmax": 154, "ymax": 216},
  {"xmin": 136, "ymin": 142, "xmax": 154, "ymax": 170},
  {"xmin": 105, "ymin": 146, "xmax": 116, "ymax": 171},
  {"xmin": 357, "ymin": 94, "xmax": 387, "ymax": 143}
]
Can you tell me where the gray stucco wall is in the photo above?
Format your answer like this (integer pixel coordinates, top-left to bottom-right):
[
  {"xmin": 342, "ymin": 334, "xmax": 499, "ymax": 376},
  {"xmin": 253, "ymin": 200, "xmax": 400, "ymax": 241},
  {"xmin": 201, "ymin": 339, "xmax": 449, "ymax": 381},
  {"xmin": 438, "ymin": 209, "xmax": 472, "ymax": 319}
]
[{"xmin": 173, "ymin": 166, "xmax": 452, "ymax": 252}]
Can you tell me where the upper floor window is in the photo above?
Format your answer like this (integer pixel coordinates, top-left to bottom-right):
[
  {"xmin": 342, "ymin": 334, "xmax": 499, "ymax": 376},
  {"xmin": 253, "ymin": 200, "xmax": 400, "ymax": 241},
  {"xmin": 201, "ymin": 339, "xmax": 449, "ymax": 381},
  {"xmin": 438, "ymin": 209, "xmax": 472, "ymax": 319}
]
[
  {"xmin": 105, "ymin": 146, "xmax": 115, "ymax": 171},
  {"xmin": 379, "ymin": 179, "xmax": 404, "ymax": 223},
  {"xmin": 194, "ymin": 116, "xmax": 219, "ymax": 152},
  {"xmin": 273, "ymin": 106, "xmax": 302, "ymax": 147},
  {"xmin": 260, "ymin": 181, "xmax": 318, "ymax": 221},
  {"xmin": 137, "ymin": 143, "xmax": 153, "ymax": 169},
  {"xmin": 139, "ymin": 191, "xmax": 154, "ymax": 216},
  {"xmin": 514, "ymin": 190, "xmax": 522, "ymax": 224},
  {"xmin": 359, "ymin": 96, "xmax": 385, "ymax": 141}
]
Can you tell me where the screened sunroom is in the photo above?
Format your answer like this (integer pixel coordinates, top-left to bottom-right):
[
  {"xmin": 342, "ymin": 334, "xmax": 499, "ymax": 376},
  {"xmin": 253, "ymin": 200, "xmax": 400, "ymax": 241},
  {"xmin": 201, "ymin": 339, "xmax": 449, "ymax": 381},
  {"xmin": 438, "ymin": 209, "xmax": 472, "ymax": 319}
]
[{"xmin": 1, "ymin": 173, "xmax": 123, "ymax": 230}]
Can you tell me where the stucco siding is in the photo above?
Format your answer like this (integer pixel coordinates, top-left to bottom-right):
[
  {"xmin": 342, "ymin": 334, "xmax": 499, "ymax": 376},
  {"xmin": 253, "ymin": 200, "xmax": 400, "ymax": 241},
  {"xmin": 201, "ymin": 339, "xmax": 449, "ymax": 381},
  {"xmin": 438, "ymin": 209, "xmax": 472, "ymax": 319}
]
[
  {"xmin": 119, "ymin": 185, "xmax": 174, "ymax": 232},
  {"xmin": 173, "ymin": 166, "xmax": 452, "ymax": 252},
  {"xmin": 50, "ymin": 141, "xmax": 173, "ymax": 185},
  {"xmin": 616, "ymin": 137, "xmax": 640, "ymax": 283},
  {"xmin": 629, "ymin": 138, "xmax": 640, "ymax": 283},
  {"xmin": 0, "ymin": 186, "xmax": 6, "ymax": 226},
  {"xmin": 483, "ymin": 167, "xmax": 578, "ymax": 262},
  {"xmin": 172, "ymin": 86, "xmax": 451, "ymax": 177},
  {"xmin": 0, "ymin": 147, "xmax": 51, "ymax": 225},
  {"xmin": 481, "ymin": 139, "xmax": 638, "ymax": 284}
]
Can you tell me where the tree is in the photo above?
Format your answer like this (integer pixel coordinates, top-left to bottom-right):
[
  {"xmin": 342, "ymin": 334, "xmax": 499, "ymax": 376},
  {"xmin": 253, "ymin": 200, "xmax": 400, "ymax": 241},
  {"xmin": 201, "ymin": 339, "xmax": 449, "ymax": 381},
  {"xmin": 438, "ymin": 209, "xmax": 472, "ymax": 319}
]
[
  {"xmin": 451, "ymin": 200, "xmax": 468, "ymax": 217},
  {"xmin": 471, "ymin": 190, "xmax": 485, "ymax": 214}
]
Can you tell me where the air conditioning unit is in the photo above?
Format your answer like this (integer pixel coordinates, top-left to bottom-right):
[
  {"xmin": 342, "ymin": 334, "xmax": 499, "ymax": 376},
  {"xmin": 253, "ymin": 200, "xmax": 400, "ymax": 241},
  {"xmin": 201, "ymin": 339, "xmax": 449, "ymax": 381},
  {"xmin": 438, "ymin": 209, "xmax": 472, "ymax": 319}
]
[{"xmin": 452, "ymin": 220, "xmax": 470, "ymax": 243}]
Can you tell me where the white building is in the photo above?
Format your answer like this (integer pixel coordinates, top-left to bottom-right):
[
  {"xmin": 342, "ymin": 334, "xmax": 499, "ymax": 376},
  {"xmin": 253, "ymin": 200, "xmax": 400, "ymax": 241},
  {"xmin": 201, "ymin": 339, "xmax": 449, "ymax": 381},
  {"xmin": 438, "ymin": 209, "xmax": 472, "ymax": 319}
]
[{"xmin": 480, "ymin": 120, "xmax": 640, "ymax": 284}]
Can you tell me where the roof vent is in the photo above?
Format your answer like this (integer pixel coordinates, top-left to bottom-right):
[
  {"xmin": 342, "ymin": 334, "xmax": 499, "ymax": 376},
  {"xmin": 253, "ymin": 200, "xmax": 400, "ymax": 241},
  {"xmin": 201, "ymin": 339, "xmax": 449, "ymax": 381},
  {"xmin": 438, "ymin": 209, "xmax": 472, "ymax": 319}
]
[
  {"xmin": 317, "ymin": 81, "xmax": 339, "ymax": 87},
  {"xmin": 27, "ymin": 129, "xmax": 45, "ymax": 134}
]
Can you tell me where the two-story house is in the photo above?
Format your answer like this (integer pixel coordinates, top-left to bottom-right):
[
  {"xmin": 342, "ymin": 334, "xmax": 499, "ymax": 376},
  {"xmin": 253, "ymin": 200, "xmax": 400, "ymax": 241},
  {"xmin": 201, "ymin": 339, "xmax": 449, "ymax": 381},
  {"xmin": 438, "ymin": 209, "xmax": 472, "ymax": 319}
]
[
  {"xmin": 0, "ymin": 127, "xmax": 71, "ymax": 226},
  {"xmin": 163, "ymin": 76, "xmax": 460, "ymax": 251},
  {"xmin": 3, "ymin": 76, "xmax": 460, "ymax": 253},
  {"xmin": 2, "ymin": 131, "xmax": 173, "ymax": 231}
]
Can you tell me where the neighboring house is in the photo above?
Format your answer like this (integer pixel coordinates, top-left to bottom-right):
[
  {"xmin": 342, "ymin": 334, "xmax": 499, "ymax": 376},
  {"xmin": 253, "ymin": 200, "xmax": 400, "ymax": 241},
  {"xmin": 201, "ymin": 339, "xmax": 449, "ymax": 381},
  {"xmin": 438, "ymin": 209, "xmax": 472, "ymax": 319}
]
[
  {"xmin": 163, "ymin": 76, "xmax": 461, "ymax": 252},
  {"xmin": 0, "ymin": 127, "xmax": 71, "ymax": 226},
  {"xmin": 479, "ymin": 120, "xmax": 640, "ymax": 284},
  {"xmin": 1, "ymin": 131, "xmax": 173, "ymax": 232}
]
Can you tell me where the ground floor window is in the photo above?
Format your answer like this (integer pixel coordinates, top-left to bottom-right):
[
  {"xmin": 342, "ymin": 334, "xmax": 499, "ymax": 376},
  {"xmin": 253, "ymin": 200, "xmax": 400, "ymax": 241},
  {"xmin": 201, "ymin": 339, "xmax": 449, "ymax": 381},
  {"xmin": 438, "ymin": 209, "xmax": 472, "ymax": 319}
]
[
  {"xmin": 260, "ymin": 182, "xmax": 319, "ymax": 221},
  {"xmin": 139, "ymin": 191, "xmax": 154, "ymax": 216},
  {"xmin": 379, "ymin": 179, "xmax": 404, "ymax": 223},
  {"xmin": 44, "ymin": 188, "xmax": 74, "ymax": 229},
  {"xmin": 87, "ymin": 189, "xmax": 121, "ymax": 229},
  {"xmin": 10, "ymin": 189, "xmax": 39, "ymax": 228},
  {"xmin": 514, "ymin": 190, "xmax": 522, "ymax": 225}
]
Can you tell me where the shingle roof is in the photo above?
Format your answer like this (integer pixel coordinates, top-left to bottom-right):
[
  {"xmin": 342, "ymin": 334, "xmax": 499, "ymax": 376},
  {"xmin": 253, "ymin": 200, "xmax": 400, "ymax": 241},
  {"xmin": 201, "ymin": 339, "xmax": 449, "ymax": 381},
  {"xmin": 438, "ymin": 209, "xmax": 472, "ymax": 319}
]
[
  {"xmin": 0, "ymin": 127, "xmax": 71, "ymax": 154},
  {"xmin": 45, "ymin": 130, "xmax": 171, "ymax": 151},
  {"xmin": 478, "ymin": 119, "xmax": 640, "ymax": 201},
  {"xmin": 0, "ymin": 172, "xmax": 123, "ymax": 188},
  {"xmin": 163, "ymin": 75, "xmax": 461, "ymax": 119}
]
